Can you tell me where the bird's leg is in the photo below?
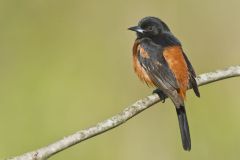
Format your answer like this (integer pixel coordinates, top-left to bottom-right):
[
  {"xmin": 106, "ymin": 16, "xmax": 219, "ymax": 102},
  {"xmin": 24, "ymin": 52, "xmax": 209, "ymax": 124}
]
[{"xmin": 153, "ymin": 89, "xmax": 167, "ymax": 103}]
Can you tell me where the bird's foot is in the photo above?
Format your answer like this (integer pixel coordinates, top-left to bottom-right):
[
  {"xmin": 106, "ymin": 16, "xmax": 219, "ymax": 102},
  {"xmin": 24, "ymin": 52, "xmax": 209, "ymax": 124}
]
[{"xmin": 153, "ymin": 89, "xmax": 167, "ymax": 103}]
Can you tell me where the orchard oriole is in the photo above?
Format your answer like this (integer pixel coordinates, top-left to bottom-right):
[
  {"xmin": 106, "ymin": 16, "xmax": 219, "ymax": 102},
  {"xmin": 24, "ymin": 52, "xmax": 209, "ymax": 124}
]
[{"xmin": 128, "ymin": 17, "xmax": 200, "ymax": 151}]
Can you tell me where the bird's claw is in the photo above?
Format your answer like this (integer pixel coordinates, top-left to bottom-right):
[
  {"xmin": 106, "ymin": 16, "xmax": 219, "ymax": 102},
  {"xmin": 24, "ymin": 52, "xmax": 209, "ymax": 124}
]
[{"xmin": 153, "ymin": 89, "xmax": 167, "ymax": 103}]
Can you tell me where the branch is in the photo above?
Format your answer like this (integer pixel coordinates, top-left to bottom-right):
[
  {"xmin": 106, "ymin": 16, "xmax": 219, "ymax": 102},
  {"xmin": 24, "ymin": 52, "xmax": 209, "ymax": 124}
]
[{"xmin": 7, "ymin": 65, "xmax": 240, "ymax": 160}]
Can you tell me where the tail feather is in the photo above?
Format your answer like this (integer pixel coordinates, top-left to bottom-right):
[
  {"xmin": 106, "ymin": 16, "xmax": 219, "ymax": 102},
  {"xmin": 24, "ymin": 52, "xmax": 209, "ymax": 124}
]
[{"xmin": 176, "ymin": 105, "xmax": 191, "ymax": 151}]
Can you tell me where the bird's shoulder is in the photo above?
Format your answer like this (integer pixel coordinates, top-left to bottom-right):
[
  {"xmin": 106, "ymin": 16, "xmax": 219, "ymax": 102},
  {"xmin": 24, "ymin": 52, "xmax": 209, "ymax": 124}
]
[{"xmin": 137, "ymin": 38, "xmax": 163, "ymax": 57}]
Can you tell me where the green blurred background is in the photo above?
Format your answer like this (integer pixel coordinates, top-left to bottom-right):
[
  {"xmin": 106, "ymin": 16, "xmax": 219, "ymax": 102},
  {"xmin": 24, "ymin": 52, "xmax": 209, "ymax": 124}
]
[{"xmin": 0, "ymin": 0, "xmax": 240, "ymax": 159}]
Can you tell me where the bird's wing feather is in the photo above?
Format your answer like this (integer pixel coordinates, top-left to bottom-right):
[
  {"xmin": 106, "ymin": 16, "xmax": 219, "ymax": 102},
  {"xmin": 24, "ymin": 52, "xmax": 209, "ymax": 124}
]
[
  {"xmin": 137, "ymin": 43, "xmax": 179, "ymax": 91},
  {"xmin": 182, "ymin": 52, "xmax": 200, "ymax": 97}
]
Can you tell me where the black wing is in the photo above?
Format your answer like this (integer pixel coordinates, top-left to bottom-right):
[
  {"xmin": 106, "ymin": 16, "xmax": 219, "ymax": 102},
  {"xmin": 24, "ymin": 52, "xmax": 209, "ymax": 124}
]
[
  {"xmin": 182, "ymin": 52, "xmax": 200, "ymax": 97},
  {"xmin": 137, "ymin": 43, "xmax": 179, "ymax": 91}
]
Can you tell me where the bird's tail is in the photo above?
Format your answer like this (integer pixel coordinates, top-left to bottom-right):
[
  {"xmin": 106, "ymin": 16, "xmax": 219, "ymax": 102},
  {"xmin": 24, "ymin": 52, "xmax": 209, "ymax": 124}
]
[{"xmin": 176, "ymin": 105, "xmax": 191, "ymax": 151}]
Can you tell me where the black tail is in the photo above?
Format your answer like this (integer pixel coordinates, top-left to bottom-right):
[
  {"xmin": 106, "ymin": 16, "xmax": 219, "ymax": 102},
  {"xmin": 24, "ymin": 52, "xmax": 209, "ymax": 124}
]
[{"xmin": 176, "ymin": 105, "xmax": 191, "ymax": 151}]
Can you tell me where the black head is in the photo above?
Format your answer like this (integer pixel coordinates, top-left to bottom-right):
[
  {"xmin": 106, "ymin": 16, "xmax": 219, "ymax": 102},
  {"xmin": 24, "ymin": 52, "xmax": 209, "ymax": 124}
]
[{"xmin": 128, "ymin": 17, "xmax": 170, "ymax": 38}]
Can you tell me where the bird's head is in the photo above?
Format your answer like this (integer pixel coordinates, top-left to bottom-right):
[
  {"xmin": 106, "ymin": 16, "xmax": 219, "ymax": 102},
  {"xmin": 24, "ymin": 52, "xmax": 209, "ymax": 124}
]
[{"xmin": 128, "ymin": 16, "xmax": 170, "ymax": 38}]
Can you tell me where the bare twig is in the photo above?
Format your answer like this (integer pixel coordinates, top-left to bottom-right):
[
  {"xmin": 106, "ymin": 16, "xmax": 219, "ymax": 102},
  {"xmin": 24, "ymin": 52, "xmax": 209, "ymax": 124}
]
[{"xmin": 7, "ymin": 65, "xmax": 240, "ymax": 160}]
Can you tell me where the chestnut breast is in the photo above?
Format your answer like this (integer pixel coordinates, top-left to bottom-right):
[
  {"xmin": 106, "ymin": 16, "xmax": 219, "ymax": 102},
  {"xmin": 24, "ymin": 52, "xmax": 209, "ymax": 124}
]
[
  {"xmin": 163, "ymin": 46, "xmax": 189, "ymax": 99},
  {"xmin": 132, "ymin": 41, "xmax": 155, "ymax": 87}
]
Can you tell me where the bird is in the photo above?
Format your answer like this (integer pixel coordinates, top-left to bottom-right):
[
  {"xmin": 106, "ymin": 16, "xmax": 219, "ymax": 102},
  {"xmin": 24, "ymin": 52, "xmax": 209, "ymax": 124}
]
[{"xmin": 128, "ymin": 17, "xmax": 200, "ymax": 151}]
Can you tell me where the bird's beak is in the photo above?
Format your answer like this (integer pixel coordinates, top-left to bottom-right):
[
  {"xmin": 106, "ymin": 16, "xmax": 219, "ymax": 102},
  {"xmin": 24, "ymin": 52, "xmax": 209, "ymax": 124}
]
[{"xmin": 128, "ymin": 26, "xmax": 145, "ymax": 33}]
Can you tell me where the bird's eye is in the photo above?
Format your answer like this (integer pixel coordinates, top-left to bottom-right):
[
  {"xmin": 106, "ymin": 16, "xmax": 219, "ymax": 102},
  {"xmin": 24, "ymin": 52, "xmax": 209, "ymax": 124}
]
[{"xmin": 147, "ymin": 26, "xmax": 153, "ymax": 31}]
